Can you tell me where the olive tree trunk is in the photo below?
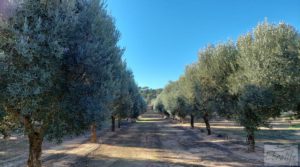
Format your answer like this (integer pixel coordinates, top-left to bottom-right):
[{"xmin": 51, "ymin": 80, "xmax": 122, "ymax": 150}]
[
  {"xmin": 111, "ymin": 116, "xmax": 115, "ymax": 132},
  {"xmin": 246, "ymin": 131, "xmax": 255, "ymax": 152},
  {"xmin": 23, "ymin": 116, "xmax": 44, "ymax": 167},
  {"xmin": 296, "ymin": 103, "xmax": 300, "ymax": 119},
  {"xmin": 190, "ymin": 114, "xmax": 194, "ymax": 129},
  {"xmin": 27, "ymin": 132, "xmax": 43, "ymax": 167},
  {"xmin": 117, "ymin": 118, "xmax": 121, "ymax": 128},
  {"xmin": 90, "ymin": 123, "xmax": 97, "ymax": 143},
  {"xmin": 203, "ymin": 113, "xmax": 211, "ymax": 135}
]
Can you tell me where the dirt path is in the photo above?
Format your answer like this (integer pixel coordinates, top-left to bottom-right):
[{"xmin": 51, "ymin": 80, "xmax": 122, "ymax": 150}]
[
  {"xmin": 75, "ymin": 112, "xmax": 263, "ymax": 167},
  {"xmin": 3, "ymin": 111, "xmax": 298, "ymax": 166}
]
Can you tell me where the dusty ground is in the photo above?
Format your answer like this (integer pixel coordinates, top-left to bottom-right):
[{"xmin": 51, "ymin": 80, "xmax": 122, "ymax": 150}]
[
  {"xmin": 178, "ymin": 118, "xmax": 300, "ymax": 154},
  {"xmin": 1, "ymin": 111, "xmax": 299, "ymax": 167},
  {"xmin": 0, "ymin": 123, "xmax": 111, "ymax": 167},
  {"xmin": 74, "ymin": 112, "xmax": 263, "ymax": 167}
]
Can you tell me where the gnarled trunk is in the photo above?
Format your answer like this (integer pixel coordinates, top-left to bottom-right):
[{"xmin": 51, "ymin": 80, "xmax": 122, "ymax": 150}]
[
  {"xmin": 23, "ymin": 116, "xmax": 44, "ymax": 167},
  {"xmin": 203, "ymin": 113, "xmax": 211, "ymax": 135},
  {"xmin": 27, "ymin": 132, "xmax": 43, "ymax": 167},
  {"xmin": 190, "ymin": 114, "xmax": 194, "ymax": 129},
  {"xmin": 117, "ymin": 118, "xmax": 121, "ymax": 128},
  {"xmin": 246, "ymin": 131, "xmax": 255, "ymax": 152},
  {"xmin": 90, "ymin": 123, "xmax": 97, "ymax": 143},
  {"xmin": 296, "ymin": 103, "xmax": 300, "ymax": 119},
  {"xmin": 111, "ymin": 116, "xmax": 115, "ymax": 132}
]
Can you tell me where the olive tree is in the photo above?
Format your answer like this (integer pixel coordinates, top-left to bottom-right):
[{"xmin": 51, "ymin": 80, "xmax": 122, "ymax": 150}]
[
  {"xmin": 0, "ymin": 1, "xmax": 82, "ymax": 166},
  {"xmin": 203, "ymin": 43, "xmax": 238, "ymax": 119},
  {"xmin": 154, "ymin": 98, "xmax": 168, "ymax": 117},
  {"xmin": 128, "ymin": 81, "xmax": 147, "ymax": 120},
  {"xmin": 180, "ymin": 64, "xmax": 202, "ymax": 128},
  {"xmin": 111, "ymin": 66, "xmax": 146, "ymax": 130},
  {"xmin": 156, "ymin": 80, "xmax": 190, "ymax": 122},
  {"xmin": 157, "ymin": 81, "xmax": 180, "ymax": 119},
  {"xmin": 62, "ymin": 0, "xmax": 124, "ymax": 143},
  {"xmin": 131, "ymin": 94, "xmax": 147, "ymax": 119},
  {"xmin": 0, "ymin": 0, "xmax": 128, "ymax": 166},
  {"xmin": 236, "ymin": 85, "xmax": 273, "ymax": 151},
  {"xmin": 230, "ymin": 22, "xmax": 300, "ymax": 151},
  {"xmin": 173, "ymin": 96, "xmax": 190, "ymax": 122},
  {"xmin": 189, "ymin": 46, "xmax": 220, "ymax": 135}
]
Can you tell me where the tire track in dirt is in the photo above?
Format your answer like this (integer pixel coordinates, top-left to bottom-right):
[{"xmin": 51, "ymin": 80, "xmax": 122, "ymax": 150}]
[
  {"xmin": 172, "ymin": 125, "xmax": 262, "ymax": 166},
  {"xmin": 74, "ymin": 112, "xmax": 263, "ymax": 167}
]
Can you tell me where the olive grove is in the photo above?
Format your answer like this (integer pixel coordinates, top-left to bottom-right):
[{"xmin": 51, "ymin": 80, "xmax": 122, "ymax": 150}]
[
  {"xmin": 155, "ymin": 21, "xmax": 300, "ymax": 151},
  {"xmin": 0, "ymin": 0, "xmax": 146, "ymax": 166}
]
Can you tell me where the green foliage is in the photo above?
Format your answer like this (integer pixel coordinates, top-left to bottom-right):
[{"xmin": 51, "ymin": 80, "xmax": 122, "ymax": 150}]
[
  {"xmin": 129, "ymin": 80, "xmax": 147, "ymax": 118},
  {"xmin": 231, "ymin": 21, "xmax": 300, "ymax": 127},
  {"xmin": 0, "ymin": 0, "xmax": 74, "ymax": 139},
  {"xmin": 0, "ymin": 110, "xmax": 19, "ymax": 139},
  {"xmin": 226, "ymin": 22, "xmax": 300, "ymax": 151},
  {"xmin": 155, "ymin": 81, "xmax": 179, "ymax": 117},
  {"xmin": 154, "ymin": 99, "xmax": 166, "ymax": 115},
  {"xmin": 131, "ymin": 95, "xmax": 147, "ymax": 119},
  {"xmin": 173, "ymin": 96, "xmax": 189, "ymax": 119},
  {"xmin": 112, "ymin": 65, "xmax": 147, "ymax": 120},
  {"xmin": 0, "ymin": 0, "xmax": 145, "ymax": 165},
  {"xmin": 140, "ymin": 87, "xmax": 162, "ymax": 105},
  {"xmin": 60, "ymin": 0, "xmax": 125, "ymax": 135},
  {"xmin": 155, "ymin": 79, "xmax": 190, "ymax": 119},
  {"xmin": 236, "ymin": 85, "xmax": 273, "ymax": 132},
  {"xmin": 156, "ymin": 21, "xmax": 300, "ymax": 147}
]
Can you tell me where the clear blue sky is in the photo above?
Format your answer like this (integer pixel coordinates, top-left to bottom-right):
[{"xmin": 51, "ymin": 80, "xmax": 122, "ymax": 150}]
[{"xmin": 106, "ymin": 0, "xmax": 300, "ymax": 89}]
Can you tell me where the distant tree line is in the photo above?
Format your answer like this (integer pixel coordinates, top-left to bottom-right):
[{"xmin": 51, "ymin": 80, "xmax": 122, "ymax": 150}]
[
  {"xmin": 0, "ymin": 0, "xmax": 146, "ymax": 166},
  {"xmin": 154, "ymin": 21, "xmax": 300, "ymax": 152},
  {"xmin": 139, "ymin": 86, "xmax": 163, "ymax": 105}
]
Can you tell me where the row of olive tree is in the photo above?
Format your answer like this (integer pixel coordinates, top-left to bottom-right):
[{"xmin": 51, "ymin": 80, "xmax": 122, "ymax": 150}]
[
  {"xmin": 155, "ymin": 21, "xmax": 300, "ymax": 151},
  {"xmin": 0, "ymin": 0, "xmax": 146, "ymax": 166}
]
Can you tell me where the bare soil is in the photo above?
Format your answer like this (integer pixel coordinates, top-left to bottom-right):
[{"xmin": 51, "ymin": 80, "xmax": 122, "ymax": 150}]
[
  {"xmin": 74, "ymin": 112, "xmax": 263, "ymax": 167},
  {"xmin": 2, "ymin": 111, "xmax": 299, "ymax": 167}
]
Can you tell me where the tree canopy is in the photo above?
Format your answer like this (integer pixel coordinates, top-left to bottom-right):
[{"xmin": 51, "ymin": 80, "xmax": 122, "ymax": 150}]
[
  {"xmin": 0, "ymin": 0, "xmax": 146, "ymax": 166},
  {"xmin": 155, "ymin": 21, "xmax": 300, "ymax": 151}
]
